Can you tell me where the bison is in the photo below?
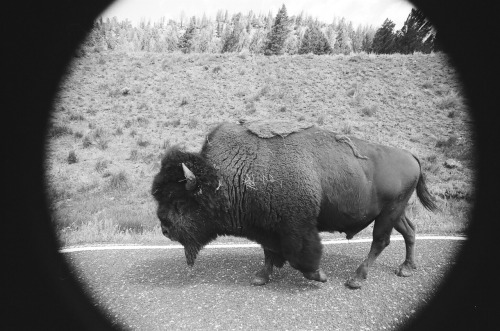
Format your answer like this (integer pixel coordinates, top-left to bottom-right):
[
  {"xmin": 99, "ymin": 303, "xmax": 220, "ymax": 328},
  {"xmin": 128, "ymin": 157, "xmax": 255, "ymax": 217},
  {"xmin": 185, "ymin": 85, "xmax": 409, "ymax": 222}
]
[{"xmin": 151, "ymin": 121, "xmax": 437, "ymax": 288}]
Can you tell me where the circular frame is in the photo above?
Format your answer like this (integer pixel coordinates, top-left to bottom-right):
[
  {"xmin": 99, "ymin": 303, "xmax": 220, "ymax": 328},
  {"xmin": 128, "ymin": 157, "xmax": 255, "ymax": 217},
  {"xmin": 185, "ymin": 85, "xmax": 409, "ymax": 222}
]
[{"xmin": 3, "ymin": 0, "xmax": 498, "ymax": 329}]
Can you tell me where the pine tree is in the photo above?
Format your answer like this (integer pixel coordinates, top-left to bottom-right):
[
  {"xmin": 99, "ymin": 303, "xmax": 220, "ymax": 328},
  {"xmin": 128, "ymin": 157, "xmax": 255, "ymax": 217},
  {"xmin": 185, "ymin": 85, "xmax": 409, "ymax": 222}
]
[
  {"xmin": 333, "ymin": 18, "xmax": 353, "ymax": 54},
  {"xmin": 396, "ymin": 8, "xmax": 435, "ymax": 54},
  {"xmin": 298, "ymin": 24, "xmax": 332, "ymax": 55},
  {"xmin": 361, "ymin": 26, "xmax": 376, "ymax": 53},
  {"xmin": 263, "ymin": 4, "xmax": 290, "ymax": 55},
  {"xmin": 178, "ymin": 21, "xmax": 196, "ymax": 53},
  {"xmin": 371, "ymin": 19, "xmax": 396, "ymax": 54},
  {"xmin": 221, "ymin": 13, "xmax": 245, "ymax": 53}
]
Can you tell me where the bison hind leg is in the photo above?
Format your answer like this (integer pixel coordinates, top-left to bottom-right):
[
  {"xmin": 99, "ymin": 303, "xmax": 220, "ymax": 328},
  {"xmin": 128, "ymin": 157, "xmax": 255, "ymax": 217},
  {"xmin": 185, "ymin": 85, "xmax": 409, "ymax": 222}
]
[
  {"xmin": 251, "ymin": 249, "xmax": 285, "ymax": 286},
  {"xmin": 394, "ymin": 214, "xmax": 417, "ymax": 277}
]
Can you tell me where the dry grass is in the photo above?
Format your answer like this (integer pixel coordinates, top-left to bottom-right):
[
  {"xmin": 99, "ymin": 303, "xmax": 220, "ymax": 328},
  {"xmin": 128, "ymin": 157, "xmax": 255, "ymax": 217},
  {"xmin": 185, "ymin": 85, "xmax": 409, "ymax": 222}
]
[{"xmin": 46, "ymin": 51, "xmax": 474, "ymax": 246}]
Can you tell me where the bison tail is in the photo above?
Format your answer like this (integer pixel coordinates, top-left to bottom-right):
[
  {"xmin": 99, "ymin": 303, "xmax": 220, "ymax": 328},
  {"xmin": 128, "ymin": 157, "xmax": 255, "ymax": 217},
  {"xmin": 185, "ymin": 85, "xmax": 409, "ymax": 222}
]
[{"xmin": 413, "ymin": 155, "xmax": 439, "ymax": 212}]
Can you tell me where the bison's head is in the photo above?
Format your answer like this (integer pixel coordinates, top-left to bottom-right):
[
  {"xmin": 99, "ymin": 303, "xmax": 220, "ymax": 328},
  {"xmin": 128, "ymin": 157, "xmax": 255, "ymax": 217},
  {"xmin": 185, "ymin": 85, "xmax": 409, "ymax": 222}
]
[{"xmin": 151, "ymin": 147, "xmax": 220, "ymax": 266}]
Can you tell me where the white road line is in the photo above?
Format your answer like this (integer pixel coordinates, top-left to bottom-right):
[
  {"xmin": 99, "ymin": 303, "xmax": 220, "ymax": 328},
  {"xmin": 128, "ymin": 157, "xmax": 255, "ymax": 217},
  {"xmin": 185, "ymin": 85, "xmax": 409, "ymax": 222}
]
[{"xmin": 60, "ymin": 235, "xmax": 466, "ymax": 253}]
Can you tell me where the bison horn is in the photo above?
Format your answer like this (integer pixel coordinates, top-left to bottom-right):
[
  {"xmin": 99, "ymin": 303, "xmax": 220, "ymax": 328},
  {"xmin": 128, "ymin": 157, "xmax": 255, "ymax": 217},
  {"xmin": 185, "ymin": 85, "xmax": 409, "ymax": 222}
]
[{"xmin": 182, "ymin": 163, "xmax": 197, "ymax": 191}]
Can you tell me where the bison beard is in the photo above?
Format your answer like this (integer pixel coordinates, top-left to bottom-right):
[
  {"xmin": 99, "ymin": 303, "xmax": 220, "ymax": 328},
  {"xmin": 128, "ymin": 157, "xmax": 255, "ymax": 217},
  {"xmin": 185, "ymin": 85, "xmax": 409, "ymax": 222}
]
[{"xmin": 183, "ymin": 244, "xmax": 200, "ymax": 267}]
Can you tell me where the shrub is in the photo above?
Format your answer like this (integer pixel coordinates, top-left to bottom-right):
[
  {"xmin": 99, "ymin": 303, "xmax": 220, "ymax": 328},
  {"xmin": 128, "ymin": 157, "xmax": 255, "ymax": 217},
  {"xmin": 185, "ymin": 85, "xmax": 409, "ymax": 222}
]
[
  {"xmin": 96, "ymin": 138, "xmax": 109, "ymax": 150},
  {"xmin": 180, "ymin": 96, "xmax": 189, "ymax": 106},
  {"xmin": 340, "ymin": 122, "xmax": 352, "ymax": 134},
  {"xmin": 435, "ymin": 135, "xmax": 458, "ymax": 148},
  {"xmin": 137, "ymin": 136, "xmax": 150, "ymax": 147},
  {"xmin": 74, "ymin": 131, "xmax": 84, "ymax": 139},
  {"xmin": 67, "ymin": 151, "xmax": 78, "ymax": 164},
  {"xmin": 128, "ymin": 149, "xmax": 138, "ymax": 161},
  {"xmin": 136, "ymin": 116, "xmax": 149, "ymax": 126},
  {"xmin": 92, "ymin": 127, "xmax": 106, "ymax": 139},
  {"xmin": 108, "ymin": 171, "xmax": 129, "ymax": 190},
  {"xmin": 361, "ymin": 105, "xmax": 377, "ymax": 117},
  {"xmin": 257, "ymin": 85, "xmax": 270, "ymax": 99},
  {"xmin": 69, "ymin": 113, "xmax": 85, "ymax": 121},
  {"xmin": 422, "ymin": 154, "xmax": 440, "ymax": 174},
  {"xmin": 436, "ymin": 91, "xmax": 460, "ymax": 110},
  {"xmin": 165, "ymin": 119, "xmax": 181, "ymax": 127},
  {"xmin": 435, "ymin": 134, "xmax": 473, "ymax": 162},
  {"xmin": 114, "ymin": 127, "xmax": 123, "ymax": 135},
  {"xmin": 188, "ymin": 118, "xmax": 199, "ymax": 129},
  {"xmin": 95, "ymin": 159, "xmax": 109, "ymax": 173},
  {"xmin": 48, "ymin": 125, "xmax": 73, "ymax": 138},
  {"xmin": 422, "ymin": 81, "xmax": 433, "ymax": 89},
  {"xmin": 82, "ymin": 135, "xmax": 92, "ymax": 148}
]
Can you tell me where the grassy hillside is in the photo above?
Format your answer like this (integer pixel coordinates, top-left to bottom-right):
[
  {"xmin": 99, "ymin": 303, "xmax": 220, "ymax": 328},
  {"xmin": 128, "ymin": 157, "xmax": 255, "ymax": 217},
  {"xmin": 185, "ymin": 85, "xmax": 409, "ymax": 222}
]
[{"xmin": 46, "ymin": 51, "xmax": 474, "ymax": 247}]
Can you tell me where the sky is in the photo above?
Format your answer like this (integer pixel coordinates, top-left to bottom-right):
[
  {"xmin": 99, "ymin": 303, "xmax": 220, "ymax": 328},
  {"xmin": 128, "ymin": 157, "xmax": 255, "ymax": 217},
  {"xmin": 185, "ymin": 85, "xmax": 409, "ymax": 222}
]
[{"xmin": 101, "ymin": 0, "xmax": 414, "ymax": 30}]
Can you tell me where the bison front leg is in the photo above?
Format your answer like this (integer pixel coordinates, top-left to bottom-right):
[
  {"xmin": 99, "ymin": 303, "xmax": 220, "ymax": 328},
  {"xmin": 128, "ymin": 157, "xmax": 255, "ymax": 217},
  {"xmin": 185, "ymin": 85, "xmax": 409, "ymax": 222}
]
[
  {"xmin": 251, "ymin": 249, "xmax": 285, "ymax": 286},
  {"xmin": 280, "ymin": 227, "xmax": 327, "ymax": 283}
]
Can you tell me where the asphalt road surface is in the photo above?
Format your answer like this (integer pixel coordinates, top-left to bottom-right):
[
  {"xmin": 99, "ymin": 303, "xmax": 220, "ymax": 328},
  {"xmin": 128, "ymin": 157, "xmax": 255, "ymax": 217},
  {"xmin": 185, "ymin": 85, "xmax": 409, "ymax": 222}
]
[{"xmin": 63, "ymin": 237, "xmax": 464, "ymax": 331}]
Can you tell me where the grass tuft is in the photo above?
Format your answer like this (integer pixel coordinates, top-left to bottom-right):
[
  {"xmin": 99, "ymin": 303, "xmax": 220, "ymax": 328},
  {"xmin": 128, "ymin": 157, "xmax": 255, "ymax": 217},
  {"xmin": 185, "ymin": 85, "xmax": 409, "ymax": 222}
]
[
  {"xmin": 435, "ymin": 135, "xmax": 458, "ymax": 148},
  {"xmin": 361, "ymin": 105, "xmax": 377, "ymax": 117},
  {"xmin": 128, "ymin": 149, "xmax": 139, "ymax": 161},
  {"xmin": 69, "ymin": 113, "xmax": 85, "ymax": 121},
  {"xmin": 48, "ymin": 125, "xmax": 73, "ymax": 138},
  {"xmin": 95, "ymin": 159, "xmax": 109, "ymax": 173},
  {"xmin": 436, "ymin": 91, "xmax": 460, "ymax": 110},
  {"xmin": 108, "ymin": 171, "xmax": 129, "ymax": 190},
  {"xmin": 137, "ymin": 136, "xmax": 150, "ymax": 147},
  {"xmin": 67, "ymin": 151, "xmax": 78, "ymax": 164},
  {"xmin": 180, "ymin": 96, "xmax": 189, "ymax": 106},
  {"xmin": 165, "ymin": 119, "xmax": 181, "ymax": 127}
]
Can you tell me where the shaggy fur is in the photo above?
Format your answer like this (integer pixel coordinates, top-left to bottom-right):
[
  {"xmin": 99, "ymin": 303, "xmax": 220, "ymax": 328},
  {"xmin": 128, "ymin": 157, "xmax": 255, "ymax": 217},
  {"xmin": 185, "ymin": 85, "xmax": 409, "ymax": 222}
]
[{"xmin": 152, "ymin": 122, "xmax": 437, "ymax": 287}]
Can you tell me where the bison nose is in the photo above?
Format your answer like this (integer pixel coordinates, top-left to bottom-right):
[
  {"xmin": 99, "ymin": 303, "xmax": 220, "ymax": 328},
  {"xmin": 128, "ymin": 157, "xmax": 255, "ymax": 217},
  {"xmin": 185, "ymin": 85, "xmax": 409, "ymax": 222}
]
[{"xmin": 161, "ymin": 224, "xmax": 170, "ymax": 237}]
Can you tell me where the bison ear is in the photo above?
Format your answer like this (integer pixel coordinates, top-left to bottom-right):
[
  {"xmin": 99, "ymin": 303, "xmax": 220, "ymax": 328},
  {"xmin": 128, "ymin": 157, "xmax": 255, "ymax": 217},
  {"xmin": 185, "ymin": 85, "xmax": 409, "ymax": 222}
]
[{"xmin": 182, "ymin": 163, "xmax": 197, "ymax": 191}]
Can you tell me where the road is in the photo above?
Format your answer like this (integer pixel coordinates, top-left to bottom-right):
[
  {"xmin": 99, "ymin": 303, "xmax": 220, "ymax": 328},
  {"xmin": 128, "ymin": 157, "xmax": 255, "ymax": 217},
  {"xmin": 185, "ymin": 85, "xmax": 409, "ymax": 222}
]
[{"xmin": 62, "ymin": 237, "xmax": 464, "ymax": 331}]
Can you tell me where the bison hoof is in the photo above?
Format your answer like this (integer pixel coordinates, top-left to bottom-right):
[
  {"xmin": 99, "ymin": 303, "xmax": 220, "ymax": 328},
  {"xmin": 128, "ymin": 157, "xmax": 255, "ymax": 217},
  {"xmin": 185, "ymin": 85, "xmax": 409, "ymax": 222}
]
[
  {"xmin": 251, "ymin": 275, "xmax": 269, "ymax": 286},
  {"xmin": 396, "ymin": 262, "xmax": 416, "ymax": 277},
  {"xmin": 345, "ymin": 277, "xmax": 364, "ymax": 289},
  {"xmin": 303, "ymin": 269, "xmax": 327, "ymax": 283}
]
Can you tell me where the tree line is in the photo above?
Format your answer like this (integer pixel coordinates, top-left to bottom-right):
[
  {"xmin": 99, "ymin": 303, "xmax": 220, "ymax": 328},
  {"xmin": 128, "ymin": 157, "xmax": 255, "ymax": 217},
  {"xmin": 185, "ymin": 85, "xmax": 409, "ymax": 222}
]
[{"xmin": 83, "ymin": 4, "xmax": 439, "ymax": 55}]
